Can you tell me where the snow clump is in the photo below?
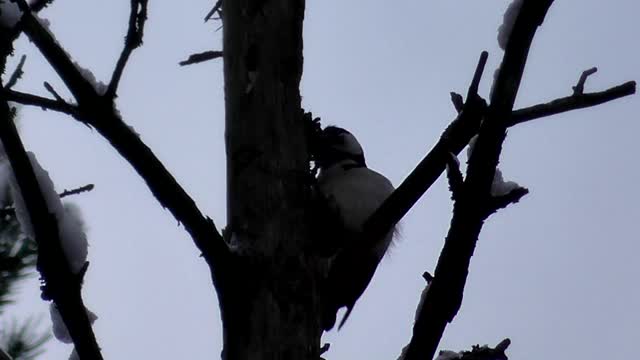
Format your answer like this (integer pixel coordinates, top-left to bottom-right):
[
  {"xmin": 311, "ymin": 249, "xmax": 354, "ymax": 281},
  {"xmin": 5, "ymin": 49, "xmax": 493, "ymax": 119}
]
[{"xmin": 497, "ymin": 0, "xmax": 524, "ymax": 50}]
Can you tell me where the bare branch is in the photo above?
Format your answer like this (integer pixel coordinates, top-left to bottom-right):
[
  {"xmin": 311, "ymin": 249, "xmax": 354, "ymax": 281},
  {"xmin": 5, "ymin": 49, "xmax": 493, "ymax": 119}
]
[
  {"xmin": 2, "ymin": 2, "xmax": 231, "ymax": 350},
  {"xmin": 362, "ymin": 51, "xmax": 489, "ymax": 242},
  {"xmin": 509, "ymin": 80, "xmax": 636, "ymax": 127},
  {"xmin": 204, "ymin": 0, "xmax": 223, "ymax": 22},
  {"xmin": 0, "ymin": 184, "xmax": 95, "ymax": 218},
  {"xmin": 363, "ymin": 52, "xmax": 636, "ymax": 253},
  {"xmin": 1, "ymin": 88, "xmax": 79, "ymax": 117},
  {"xmin": 5, "ymin": 54, "xmax": 26, "ymax": 89},
  {"xmin": 43, "ymin": 81, "xmax": 64, "ymax": 102},
  {"xmin": 59, "ymin": 184, "xmax": 94, "ymax": 198},
  {"xmin": 0, "ymin": 94, "xmax": 103, "ymax": 360},
  {"xmin": 366, "ymin": 77, "xmax": 635, "ymax": 233},
  {"xmin": 179, "ymin": 50, "xmax": 223, "ymax": 66},
  {"xmin": 13, "ymin": 0, "xmax": 98, "ymax": 101},
  {"xmin": 467, "ymin": 51, "xmax": 488, "ymax": 98},
  {"xmin": 402, "ymin": 2, "xmax": 555, "ymax": 359},
  {"xmin": 106, "ymin": 0, "xmax": 148, "ymax": 98},
  {"xmin": 12, "ymin": 1, "xmax": 230, "ymax": 280}
]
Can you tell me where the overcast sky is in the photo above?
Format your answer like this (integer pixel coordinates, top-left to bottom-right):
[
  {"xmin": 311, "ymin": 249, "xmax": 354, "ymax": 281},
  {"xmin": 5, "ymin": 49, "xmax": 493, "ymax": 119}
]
[{"xmin": 4, "ymin": 1, "xmax": 639, "ymax": 359}]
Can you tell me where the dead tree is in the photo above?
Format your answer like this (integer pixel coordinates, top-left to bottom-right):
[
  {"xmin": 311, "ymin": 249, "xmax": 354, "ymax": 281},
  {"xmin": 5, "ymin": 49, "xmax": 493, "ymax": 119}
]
[{"xmin": 0, "ymin": 0, "xmax": 635, "ymax": 359}]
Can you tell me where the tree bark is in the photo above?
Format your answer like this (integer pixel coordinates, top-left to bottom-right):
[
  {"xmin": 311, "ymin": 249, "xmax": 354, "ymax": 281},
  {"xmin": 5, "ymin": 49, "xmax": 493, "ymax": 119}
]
[{"xmin": 221, "ymin": 1, "xmax": 322, "ymax": 359}]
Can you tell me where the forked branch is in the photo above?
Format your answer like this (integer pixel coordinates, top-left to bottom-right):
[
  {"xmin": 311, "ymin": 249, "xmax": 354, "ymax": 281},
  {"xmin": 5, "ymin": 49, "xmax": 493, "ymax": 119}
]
[
  {"xmin": 1, "ymin": 87, "xmax": 79, "ymax": 117},
  {"xmin": 365, "ymin": 62, "xmax": 635, "ymax": 254},
  {"xmin": 402, "ymin": 2, "xmax": 555, "ymax": 359},
  {"xmin": 0, "ymin": 96, "xmax": 103, "ymax": 360},
  {"xmin": 107, "ymin": 0, "xmax": 148, "ymax": 98},
  {"xmin": 509, "ymin": 79, "xmax": 635, "ymax": 127},
  {"xmin": 204, "ymin": 0, "xmax": 223, "ymax": 22},
  {"xmin": 9, "ymin": 0, "xmax": 230, "ymax": 284},
  {"xmin": 361, "ymin": 51, "xmax": 489, "ymax": 241}
]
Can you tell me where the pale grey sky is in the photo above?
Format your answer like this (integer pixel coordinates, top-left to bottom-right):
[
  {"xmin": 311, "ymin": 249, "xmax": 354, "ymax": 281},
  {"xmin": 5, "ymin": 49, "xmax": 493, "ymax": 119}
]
[{"xmin": 4, "ymin": 1, "xmax": 639, "ymax": 359}]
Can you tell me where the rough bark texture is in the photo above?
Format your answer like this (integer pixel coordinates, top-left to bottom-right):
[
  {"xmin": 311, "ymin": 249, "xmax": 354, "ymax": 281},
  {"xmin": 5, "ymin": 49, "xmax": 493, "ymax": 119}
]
[{"xmin": 221, "ymin": 1, "xmax": 322, "ymax": 359}]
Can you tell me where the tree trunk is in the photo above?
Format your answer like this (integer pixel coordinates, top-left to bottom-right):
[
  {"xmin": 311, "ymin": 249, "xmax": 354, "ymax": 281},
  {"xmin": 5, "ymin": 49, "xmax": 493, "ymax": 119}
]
[{"xmin": 221, "ymin": 1, "xmax": 322, "ymax": 359}]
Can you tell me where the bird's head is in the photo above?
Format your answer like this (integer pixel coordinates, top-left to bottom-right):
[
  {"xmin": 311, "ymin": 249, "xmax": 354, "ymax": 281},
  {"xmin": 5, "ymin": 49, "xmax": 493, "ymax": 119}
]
[{"xmin": 316, "ymin": 126, "xmax": 366, "ymax": 169}]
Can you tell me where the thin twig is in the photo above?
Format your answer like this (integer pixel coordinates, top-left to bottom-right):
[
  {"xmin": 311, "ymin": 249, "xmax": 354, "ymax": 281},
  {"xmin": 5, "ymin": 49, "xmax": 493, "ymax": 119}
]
[
  {"xmin": 1, "ymin": 88, "xmax": 79, "ymax": 117},
  {"xmin": 59, "ymin": 184, "xmax": 95, "ymax": 198},
  {"xmin": 467, "ymin": 51, "xmax": 488, "ymax": 98},
  {"xmin": 204, "ymin": 0, "xmax": 223, "ymax": 22},
  {"xmin": 450, "ymin": 92, "xmax": 464, "ymax": 113},
  {"xmin": 573, "ymin": 67, "xmax": 597, "ymax": 95},
  {"xmin": 179, "ymin": 50, "xmax": 223, "ymax": 66},
  {"xmin": 43, "ymin": 81, "xmax": 64, "ymax": 102},
  {"xmin": 5, "ymin": 55, "xmax": 26, "ymax": 89},
  {"xmin": 362, "ymin": 63, "xmax": 635, "ymax": 251},
  {"xmin": 106, "ymin": 0, "xmax": 148, "ymax": 98},
  {"xmin": 510, "ymin": 80, "xmax": 636, "ymax": 127},
  {"xmin": 0, "ymin": 184, "xmax": 96, "ymax": 218}
]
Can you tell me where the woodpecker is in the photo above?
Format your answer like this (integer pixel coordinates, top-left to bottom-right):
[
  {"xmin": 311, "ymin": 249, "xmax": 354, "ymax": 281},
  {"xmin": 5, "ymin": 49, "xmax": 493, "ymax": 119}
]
[{"xmin": 315, "ymin": 126, "xmax": 396, "ymax": 330}]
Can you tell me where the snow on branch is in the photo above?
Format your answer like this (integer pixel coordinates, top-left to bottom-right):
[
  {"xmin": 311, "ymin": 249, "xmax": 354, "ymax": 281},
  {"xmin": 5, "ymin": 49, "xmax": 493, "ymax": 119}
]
[
  {"xmin": 0, "ymin": 183, "xmax": 95, "ymax": 218},
  {"xmin": 466, "ymin": 136, "xmax": 523, "ymax": 198},
  {"xmin": 10, "ymin": 0, "xmax": 98, "ymax": 99},
  {"xmin": 400, "ymin": 2, "xmax": 555, "ymax": 359},
  {"xmin": 497, "ymin": 0, "xmax": 524, "ymax": 50},
  {"xmin": 362, "ymin": 49, "xmax": 634, "ymax": 261},
  {"xmin": 50, "ymin": 302, "xmax": 98, "ymax": 359},
  {"xmin": 7, "ymin": 153, "xmax": 90, "ymax": 274},
  {"xmin": 0, "ymin": 0, "xmax": 56, "ymax": 50},
  {"xmin": 7, "ymin": 0, "xmax": 230, "ymax": 286},
  {"xmin": 50, "ymin": 302, "xmax": 97, "ymax": 344},
  {"xmin": 30, "ymin": 0, "xmax": 55, "ymax": 13},
  {"xmin": 0, "ymin": 0, "xmax": 22, "ymax": 29},
  {"xmin": 0, "ymin": 98, "xmax": 103, "ymax": 359}
]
